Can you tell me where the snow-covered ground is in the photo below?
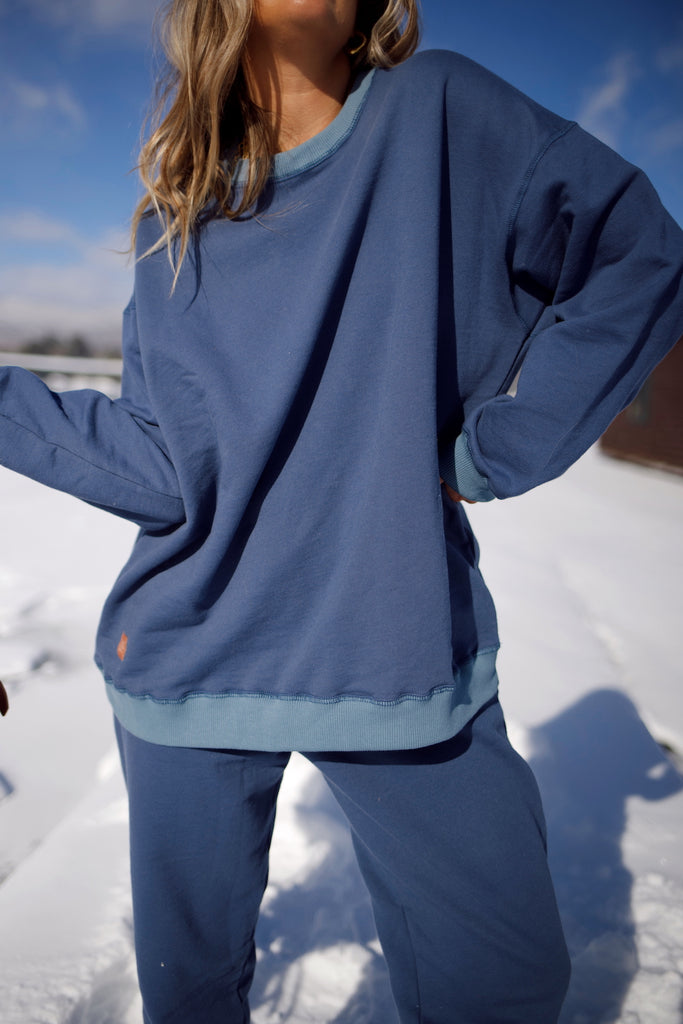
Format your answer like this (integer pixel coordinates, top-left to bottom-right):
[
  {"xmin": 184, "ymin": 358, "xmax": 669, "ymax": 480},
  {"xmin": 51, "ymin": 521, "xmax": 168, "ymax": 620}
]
[{"xmin": 0, "ymin": 445, "xmax": 682, "ymax": 1024}]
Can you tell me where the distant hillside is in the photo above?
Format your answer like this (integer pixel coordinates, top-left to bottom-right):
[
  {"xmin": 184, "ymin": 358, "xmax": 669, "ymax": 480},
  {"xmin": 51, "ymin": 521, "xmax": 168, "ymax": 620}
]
[{"xmin": 7, "ymin": 332, "xmax": 121, "ymax": 360}]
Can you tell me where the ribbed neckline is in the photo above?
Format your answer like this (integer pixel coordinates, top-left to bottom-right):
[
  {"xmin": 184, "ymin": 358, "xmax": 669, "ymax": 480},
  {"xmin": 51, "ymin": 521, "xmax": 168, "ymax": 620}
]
[{"xmin": 233, "ymin": 68, "xmax": 375, "ymax": 186}]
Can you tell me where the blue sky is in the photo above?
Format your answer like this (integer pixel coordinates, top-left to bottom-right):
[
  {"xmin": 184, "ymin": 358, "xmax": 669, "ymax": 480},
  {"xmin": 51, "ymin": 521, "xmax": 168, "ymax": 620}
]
[{"xmin": 0, "ymin": 0, "xmax": 681, "ymax": 349}]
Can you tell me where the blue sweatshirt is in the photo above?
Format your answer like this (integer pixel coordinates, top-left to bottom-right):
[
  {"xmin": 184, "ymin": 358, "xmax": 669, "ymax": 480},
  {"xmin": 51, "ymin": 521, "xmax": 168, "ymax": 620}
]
[{"xmin": 1, "ymin": 51, "xmax": 682, "ymax": 751}]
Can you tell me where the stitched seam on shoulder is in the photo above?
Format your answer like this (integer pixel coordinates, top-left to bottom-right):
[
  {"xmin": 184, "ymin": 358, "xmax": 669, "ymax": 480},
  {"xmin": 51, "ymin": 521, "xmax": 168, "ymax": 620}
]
[
  {"xmin": 506, "ymin": 120, "xmax": 577, "ymax": 245},
  {"xmin": 504, "ymin": 121, "xmax": 577, "ymax": 334}
]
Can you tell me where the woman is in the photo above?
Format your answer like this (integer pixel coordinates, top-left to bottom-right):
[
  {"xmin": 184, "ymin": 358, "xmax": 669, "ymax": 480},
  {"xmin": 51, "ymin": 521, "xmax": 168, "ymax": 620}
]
[{"xmin": 2, "ymin": 1, "xmax": 683, "ymax": 1020}]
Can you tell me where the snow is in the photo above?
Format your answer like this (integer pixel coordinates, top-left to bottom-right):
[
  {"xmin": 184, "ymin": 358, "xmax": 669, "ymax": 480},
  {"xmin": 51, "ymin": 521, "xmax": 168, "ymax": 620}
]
[{"xmin": 0, "ymin": 445, "xmax": 682, "ymax": 1023}]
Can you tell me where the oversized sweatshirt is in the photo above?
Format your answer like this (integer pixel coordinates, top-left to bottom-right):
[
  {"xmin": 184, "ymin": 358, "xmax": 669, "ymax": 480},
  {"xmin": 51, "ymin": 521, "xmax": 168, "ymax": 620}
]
[{"xmin": 1, "ymin": 51, "xmax": 682, "ymax": 751}]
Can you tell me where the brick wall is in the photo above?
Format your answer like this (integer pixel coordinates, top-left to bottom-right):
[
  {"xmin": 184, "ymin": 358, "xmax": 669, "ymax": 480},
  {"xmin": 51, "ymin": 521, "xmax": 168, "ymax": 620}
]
[{"xmin": 600, "ymin": 336, "xmax": 683, "ymax": 474}]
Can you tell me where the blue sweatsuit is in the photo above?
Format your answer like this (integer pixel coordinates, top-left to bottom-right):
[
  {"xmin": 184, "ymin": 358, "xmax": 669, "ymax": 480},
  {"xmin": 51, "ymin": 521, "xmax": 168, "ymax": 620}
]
[{"xmin": 2, "ymin": 50, "xmax": 682, "ymax": 1021}]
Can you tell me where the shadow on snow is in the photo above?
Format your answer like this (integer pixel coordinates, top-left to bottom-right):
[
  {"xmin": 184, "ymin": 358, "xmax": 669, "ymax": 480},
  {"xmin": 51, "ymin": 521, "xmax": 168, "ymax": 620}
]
[
  {"xmin": 528, "ymin": 688, "xmax": 682, "ymax": 1024},
  {"xmin": 251, "ymin": 765, "xmax": 399, "ymax": 1024},
  {"xmin": 251, "ymin": 688, "xmax": 682, "ymax": 1024}
]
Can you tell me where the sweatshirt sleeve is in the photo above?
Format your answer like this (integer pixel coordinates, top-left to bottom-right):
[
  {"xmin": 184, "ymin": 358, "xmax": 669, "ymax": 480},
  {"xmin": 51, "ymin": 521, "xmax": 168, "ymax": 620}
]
[
  {"xmin": 440, "ymin": 123, "xmax": 683, "ymax": 501},
  {"xmin": 0, "ymin": 297, "xmax": 185, "ymax": 531}
]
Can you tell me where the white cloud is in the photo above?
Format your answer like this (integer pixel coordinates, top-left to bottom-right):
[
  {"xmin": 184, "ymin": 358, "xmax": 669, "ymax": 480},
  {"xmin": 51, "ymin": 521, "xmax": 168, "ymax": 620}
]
[
  {"xmin": 19, "ymin": 0, "xmax": 162, "ymax": 38},
  {"xmin": 0, "ymin": 215, "xmax": 132, "ymax": 351},
  {"xmin": 52, "ymin": 84, "xmax": 88, "ymax": 129},
  {"xmin": 577, "ymin": 53, "xmax": 640, "ymax": 149},
  {"xmin": 647, "ymin": 117, "xmax": 683, "ymax": 156},
  {"xmin": 0, "ymin": 210, "xmax": 83, "ymax": 246},
  {"xmin": 656, "ymin": 25, "xmax": 683, "ymax": 73},
  {"xmin": 6, "ymin": 76, "xmax": 87, "ymax": 130}
]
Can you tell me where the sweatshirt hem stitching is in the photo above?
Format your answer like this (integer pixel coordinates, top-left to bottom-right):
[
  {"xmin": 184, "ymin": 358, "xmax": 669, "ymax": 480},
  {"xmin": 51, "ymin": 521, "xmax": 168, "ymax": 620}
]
[
  {"xmin": 102, "ymin": 648, "xmax": 500, "ymax": 751},
  {"xmin": 96, "ymin": 645, "xmax": 499, "ymax": 707}
]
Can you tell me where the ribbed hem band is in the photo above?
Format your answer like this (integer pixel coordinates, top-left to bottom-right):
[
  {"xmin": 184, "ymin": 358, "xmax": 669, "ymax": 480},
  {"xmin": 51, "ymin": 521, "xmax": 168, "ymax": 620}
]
[{"xmin": 103, "ymin": 648, "xmax": 499, "ymax": 752}]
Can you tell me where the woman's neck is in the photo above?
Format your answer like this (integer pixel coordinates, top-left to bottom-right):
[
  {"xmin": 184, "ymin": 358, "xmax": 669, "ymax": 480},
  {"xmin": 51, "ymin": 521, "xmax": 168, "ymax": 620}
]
[{"xmin": 244, "ymin": 34, "xmax": 353, "ymax": 152}]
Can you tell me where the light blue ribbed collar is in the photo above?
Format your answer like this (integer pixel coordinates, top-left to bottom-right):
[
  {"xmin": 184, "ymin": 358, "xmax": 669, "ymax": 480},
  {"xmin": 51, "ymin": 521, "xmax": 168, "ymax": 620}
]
[{"xmin": 233, "ymin": 68, "xmax": 375, "ymax": 186}]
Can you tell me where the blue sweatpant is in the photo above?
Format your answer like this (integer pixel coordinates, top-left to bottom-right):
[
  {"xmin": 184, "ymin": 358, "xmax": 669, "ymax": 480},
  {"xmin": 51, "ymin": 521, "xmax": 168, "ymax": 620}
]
[{"xmin": 115, "ymin": 698, "xmax": 570, "ymax": 1023}]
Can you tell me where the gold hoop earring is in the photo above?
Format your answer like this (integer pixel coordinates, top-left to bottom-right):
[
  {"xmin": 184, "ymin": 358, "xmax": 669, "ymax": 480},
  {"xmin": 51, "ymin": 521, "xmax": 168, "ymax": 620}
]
[{"xmin": 346, "ymin": 31, "xmax": 367, "ymax": 57}]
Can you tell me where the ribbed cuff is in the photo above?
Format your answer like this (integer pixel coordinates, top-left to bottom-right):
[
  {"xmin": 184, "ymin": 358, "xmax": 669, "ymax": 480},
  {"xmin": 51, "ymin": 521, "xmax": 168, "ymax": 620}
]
[{"xmin": 438, "ymin": 433, "xmax": 496, "ymax": 502}]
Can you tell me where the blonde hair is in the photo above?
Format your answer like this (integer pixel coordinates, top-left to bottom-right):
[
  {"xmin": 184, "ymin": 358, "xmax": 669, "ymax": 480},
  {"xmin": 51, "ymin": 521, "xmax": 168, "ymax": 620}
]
[{"xmin": 131, "ymin": 0, "xmax": 421, "ymax": 282}]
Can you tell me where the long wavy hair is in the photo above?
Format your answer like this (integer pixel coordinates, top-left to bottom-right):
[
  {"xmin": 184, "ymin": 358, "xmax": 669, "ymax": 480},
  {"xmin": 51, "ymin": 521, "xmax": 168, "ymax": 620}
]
[{"xmin": 131, "ymin": 0, "xmax": 421, "ymax": 282}]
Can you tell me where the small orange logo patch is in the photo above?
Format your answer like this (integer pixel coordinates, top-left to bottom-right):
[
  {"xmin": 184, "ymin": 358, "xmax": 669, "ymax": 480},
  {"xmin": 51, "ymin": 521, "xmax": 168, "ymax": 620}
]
[{"xmin": 117, "ymin": 632, "xmax": 128, "ymax": 661}]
